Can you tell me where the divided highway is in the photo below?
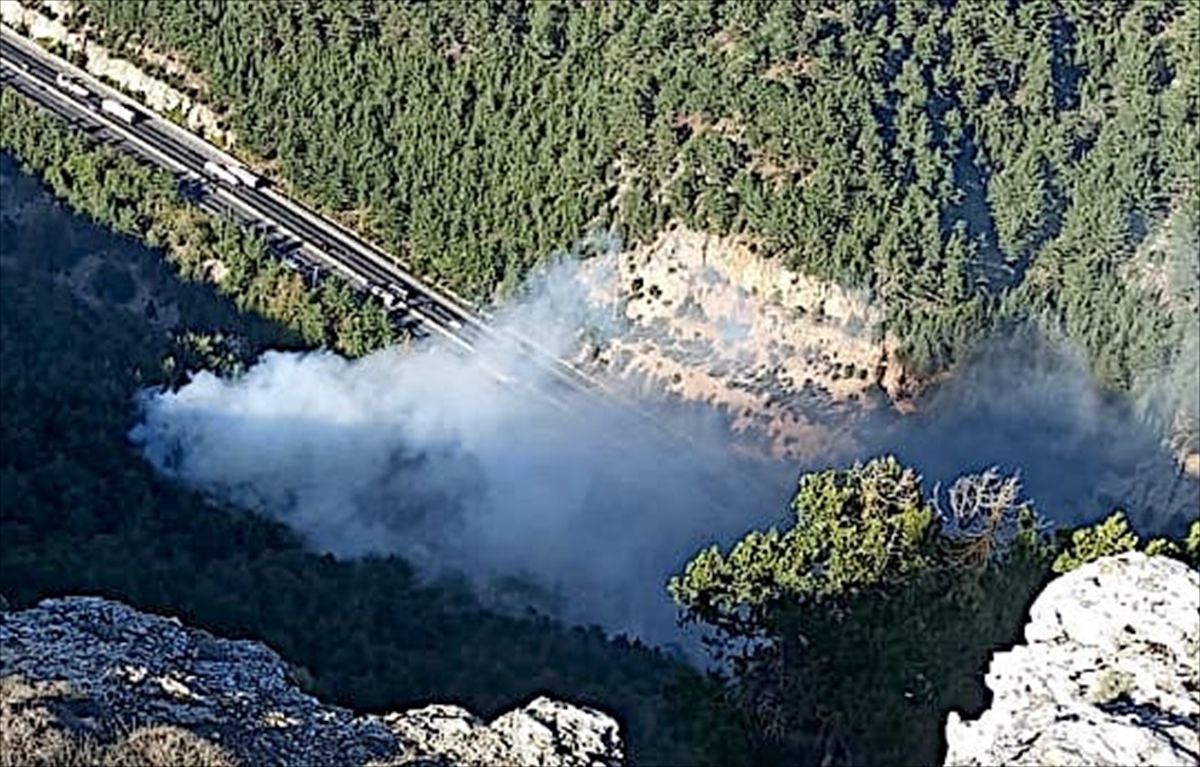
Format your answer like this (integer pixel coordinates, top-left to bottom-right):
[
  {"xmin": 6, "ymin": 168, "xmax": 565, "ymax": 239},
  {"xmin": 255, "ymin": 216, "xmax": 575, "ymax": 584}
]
[
  {"xmin": 0, "ymin": 23, "xmax": 608, "ymax": 395},
  {"xmin": 1, "ymin": 22, "xmax": 771, "ymax": 542},
  {"xmin": 0, "ymin": 24, "xmax": 728, "ymax": 459}
]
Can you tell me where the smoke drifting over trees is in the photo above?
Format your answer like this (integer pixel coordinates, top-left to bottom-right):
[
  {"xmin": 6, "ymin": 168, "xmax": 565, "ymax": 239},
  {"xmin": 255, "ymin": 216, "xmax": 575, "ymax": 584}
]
[
  {"xmin": 130, "ymin": 254, "xmax": 1199, "ymax": 650},
  {"xmin": 130, "ymin": 256, "xmax": 796, "ymax": 646},
  {"xmin": 868, "ymin": 329, "xmax": 1199, "ymax": 538}
]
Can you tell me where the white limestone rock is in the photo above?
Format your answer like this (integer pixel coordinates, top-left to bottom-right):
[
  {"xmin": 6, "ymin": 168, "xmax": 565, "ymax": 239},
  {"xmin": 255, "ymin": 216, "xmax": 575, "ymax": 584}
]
[
  {"xmin": 944, "ymin": 553, "xmax": 1200, "ymax": 766},
  {"xmin": 0, "ymin": 596, "xmax": 624, "ymax": 767},
  {"xmin": 381, "ymin": 697, "xmax": 623, "ymax": 767}
]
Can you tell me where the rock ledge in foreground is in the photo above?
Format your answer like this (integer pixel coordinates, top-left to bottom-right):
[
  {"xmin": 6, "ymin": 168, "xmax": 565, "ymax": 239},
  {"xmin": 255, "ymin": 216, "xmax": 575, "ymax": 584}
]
[
  {"xmin": 944, "ymin": 552, "xmax": 1200, "ymax": 767},
  {"xmin": 0, "ymin": 596, "xmax": 623, "ymax": 767}
]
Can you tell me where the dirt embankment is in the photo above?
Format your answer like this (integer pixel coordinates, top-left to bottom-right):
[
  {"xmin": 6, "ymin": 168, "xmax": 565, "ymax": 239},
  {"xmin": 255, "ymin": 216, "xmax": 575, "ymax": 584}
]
[
  {"xmin": 575, "ymin": 227, "xmax": 921, "ymax": 462},
  {"xmin": 578, "ymin": 224, "xmax": 1198, "ymax": 478},
  {"xmin": 1, "ymin": 0, "xmax": 233, "ymax": 147}
]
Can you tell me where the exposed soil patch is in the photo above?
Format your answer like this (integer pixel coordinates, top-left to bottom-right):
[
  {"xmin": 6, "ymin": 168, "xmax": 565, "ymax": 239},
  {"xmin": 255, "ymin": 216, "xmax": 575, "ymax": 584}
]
[{"xmin": 576, "ymin": 227, "xmax": 905, "ymax": 461}]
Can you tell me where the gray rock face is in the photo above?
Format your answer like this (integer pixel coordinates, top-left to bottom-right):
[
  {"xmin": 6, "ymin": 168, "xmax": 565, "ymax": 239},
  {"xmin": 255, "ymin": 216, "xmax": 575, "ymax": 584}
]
[
  {"xmin": 944, "ymin": 553, "xmax": 1200, "ymax": 766},
  {"xmin": 0, "ymin": 596, "xmax": 624, "ymax": 767}
]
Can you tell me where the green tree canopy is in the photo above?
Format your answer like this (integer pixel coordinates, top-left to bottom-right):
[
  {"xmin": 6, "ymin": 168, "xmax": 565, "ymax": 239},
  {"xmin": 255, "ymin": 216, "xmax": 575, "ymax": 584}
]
[{"xmin": 668, "ymin": 457, "xmax": 1054, "ymax": 764}]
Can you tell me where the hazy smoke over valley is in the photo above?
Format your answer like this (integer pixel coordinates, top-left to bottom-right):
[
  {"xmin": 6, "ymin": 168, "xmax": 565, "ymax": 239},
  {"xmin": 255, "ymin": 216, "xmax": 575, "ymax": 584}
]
[
  {"xmin": 130, "ymin": 249, "xmax": 1199, "ymax": 652},
  {"xmin": 131, "ymin": 255, "xmax": 800, "ymax": 648},
  {"xmin": 865, "ymin": 329, "xmax": 1198, "ymax": 537}
]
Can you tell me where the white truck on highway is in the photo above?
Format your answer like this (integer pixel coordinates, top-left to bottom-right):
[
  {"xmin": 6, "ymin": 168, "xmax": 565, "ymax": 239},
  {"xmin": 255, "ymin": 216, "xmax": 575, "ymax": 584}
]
[
  {"xmin": 100, "ymin": 98, "xmax": 138, "ymax": 124},
  {"xmin": 202, "ymin": 160, "xmax": 265, "ymax": 189},
  {"xmin": 203, "ymin": 160, "xmax": 242, "ymax": 187},
  {"xmin": 225, "ymin": 164, "xmax": 264, "ymax": 188}
]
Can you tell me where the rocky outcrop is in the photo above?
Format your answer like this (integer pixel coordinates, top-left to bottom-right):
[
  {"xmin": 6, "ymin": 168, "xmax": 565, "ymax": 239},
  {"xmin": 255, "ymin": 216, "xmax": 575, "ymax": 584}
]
[
  {"xmin": 944, "ymin": 553, "xmax": 1200, "ymax": 766},
  {"xmin": 0, "ymin": 597, "xmax": 623, "ymax": 767},
  {"xmin": 384, "ymin": 698, "xmax": 623, "ymax": 767}
]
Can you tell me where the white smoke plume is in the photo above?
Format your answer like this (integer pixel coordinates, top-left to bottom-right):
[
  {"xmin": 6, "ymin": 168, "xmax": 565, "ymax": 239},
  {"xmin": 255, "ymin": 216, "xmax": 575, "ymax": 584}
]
[
  {"xmin": 864, "ymin": 328, "xmax": 1200, "ymax": 538},
  {"xmin": 129, "ymin": 244, "xmax": 1198, "ymax": 654},
  {"xmin": 130, "ymin": 253, "xmax": 800, "ymax": 651}
]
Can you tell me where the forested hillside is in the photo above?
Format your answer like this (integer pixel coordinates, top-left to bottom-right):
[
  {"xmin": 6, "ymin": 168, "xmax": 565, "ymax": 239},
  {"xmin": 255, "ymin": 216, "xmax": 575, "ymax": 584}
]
[
  {"xmin": 2, "ymin": 133, "xmax": 1196, "ymax": 765},
  {"xmin": 3, "ymin": 1, "xmax": 1199, "ymax": 764},
  {"xmin": 0, "ymin": 89, "xmax": 398, "ymax": 359},
  {"xmin": 75, "ymin": 0, "xmax": 1200, "ymax": 383},
  {"xmin": 0, "ymin": 151, "xmax": 754, "ymax": 766}
]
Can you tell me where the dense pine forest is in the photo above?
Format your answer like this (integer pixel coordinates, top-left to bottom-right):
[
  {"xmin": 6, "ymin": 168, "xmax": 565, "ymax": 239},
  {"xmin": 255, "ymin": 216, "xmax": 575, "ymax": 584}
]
[{"xmin": 75, "ymin": 0, "xmax": 1200, "ymax": 385}]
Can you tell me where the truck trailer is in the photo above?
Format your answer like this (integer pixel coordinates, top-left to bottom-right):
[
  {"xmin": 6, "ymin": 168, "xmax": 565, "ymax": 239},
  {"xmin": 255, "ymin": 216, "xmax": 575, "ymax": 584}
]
[
  {"xmin": 225, "ymin": 165, "xmax": 263, "ymax": 189},
  {"xmin": 99, "ymin": 98, "xmax": 138, "ymax": 124}
]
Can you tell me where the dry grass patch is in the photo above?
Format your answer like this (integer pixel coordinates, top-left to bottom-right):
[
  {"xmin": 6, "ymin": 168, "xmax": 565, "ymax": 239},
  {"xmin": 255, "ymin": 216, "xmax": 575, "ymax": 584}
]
[
  {"xmin": 1, "ymin": 675, "xmax": 236, "ymax": 767},
  {"xmin": 0, "ymin": 676, "xmax": 93, "ymax": 767}
]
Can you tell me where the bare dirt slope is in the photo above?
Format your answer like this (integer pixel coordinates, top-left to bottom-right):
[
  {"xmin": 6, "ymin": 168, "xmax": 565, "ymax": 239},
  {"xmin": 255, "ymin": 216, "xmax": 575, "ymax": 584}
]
[{"xmin": 576, "ymin": 227, "xmax": 905, "ymax": 462}]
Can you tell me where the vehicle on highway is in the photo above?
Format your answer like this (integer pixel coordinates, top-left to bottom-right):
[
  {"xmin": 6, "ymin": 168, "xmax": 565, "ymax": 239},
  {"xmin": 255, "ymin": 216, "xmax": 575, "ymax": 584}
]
[
  {"xmin": 55, "ymin": 72, "xmax": 89, "ymax": 98},
  {"xmin": 201, "ymin": 159, "xmax": 266, "ymax": 189},
  {"xmin": 225, "ymin": 164, "xmax": 264, "ymax": 189},
  {"xmin": 99, "ymin": 97, "xmax": 139, "ymax": 124},
  {"xmin": 367, "ymin": 282, "xmax": 401, "ymax": 310},
  {"xmin": 202, "ymin": 160, "xmax": 242, "ymax": 187}
]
